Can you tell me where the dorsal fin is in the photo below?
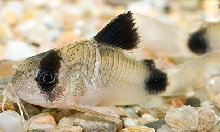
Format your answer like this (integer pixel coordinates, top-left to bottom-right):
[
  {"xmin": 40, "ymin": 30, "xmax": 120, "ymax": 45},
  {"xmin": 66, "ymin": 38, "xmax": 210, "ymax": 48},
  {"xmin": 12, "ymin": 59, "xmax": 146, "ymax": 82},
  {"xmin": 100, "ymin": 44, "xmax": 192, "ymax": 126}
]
[{"xmin": 94, "ymin": 11, "xmax": 139, "ymax": 50}]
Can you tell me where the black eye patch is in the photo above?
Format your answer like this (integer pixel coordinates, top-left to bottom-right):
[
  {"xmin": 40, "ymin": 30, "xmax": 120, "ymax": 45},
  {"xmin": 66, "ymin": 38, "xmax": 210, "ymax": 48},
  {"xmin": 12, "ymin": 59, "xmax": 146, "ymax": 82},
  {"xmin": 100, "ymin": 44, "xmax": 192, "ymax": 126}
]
[
  {"xmin": 36, "ymin": 68, "xmax": 56, "ymax": 85},
  {"xmin": 35, "ymin": 68, "xmax": 57, "ymax": 92}
]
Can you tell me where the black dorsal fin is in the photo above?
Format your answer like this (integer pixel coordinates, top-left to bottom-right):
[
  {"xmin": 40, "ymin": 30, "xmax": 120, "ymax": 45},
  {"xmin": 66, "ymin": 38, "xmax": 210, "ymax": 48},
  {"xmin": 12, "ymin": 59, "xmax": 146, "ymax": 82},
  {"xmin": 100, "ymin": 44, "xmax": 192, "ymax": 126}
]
[
  {"xmin": 94, "ymin": 11, "xmax": 139, "ymax": 50},
  {"xmin": 144, "ymin": 60, "xmax": 168, "ymax": 94}
]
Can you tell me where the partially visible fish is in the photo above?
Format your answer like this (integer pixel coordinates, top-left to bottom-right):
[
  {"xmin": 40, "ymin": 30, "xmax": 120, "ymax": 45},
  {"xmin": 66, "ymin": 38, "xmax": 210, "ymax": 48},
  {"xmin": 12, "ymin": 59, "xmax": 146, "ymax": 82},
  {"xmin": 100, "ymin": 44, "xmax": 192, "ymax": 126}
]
[
  {"xmin": 3, "ymin": 12, "xmax": 167, "ymax": 112},
  {"xmin": 133, "ymin": 13, "xmax": 191, "ymax": 58},
  {"xmin": 188, "ymin": 21, "xmax": 220, "ymax": 54},
  {"xmin": 163, "ymin": 52, "xmax": 220, "ymax": 96}
]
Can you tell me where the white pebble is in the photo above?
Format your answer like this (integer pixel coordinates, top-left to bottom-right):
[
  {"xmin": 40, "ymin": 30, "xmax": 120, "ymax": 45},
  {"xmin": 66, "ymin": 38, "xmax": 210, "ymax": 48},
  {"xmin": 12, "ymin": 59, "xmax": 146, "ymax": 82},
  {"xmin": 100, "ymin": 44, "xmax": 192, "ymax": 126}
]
[
  {"xmin": 58, "ymin": 117, "xmax": 74, "ymax": 127},
  {"xmin": 165, "ymin": 105, "xmax": 198, "ymax": 131},
  {"xmin": 29, "ymin": 123, "xmax": 55, "ymax": 132},
  {"xmin": 123, "ymin": 117, "xmax": 139, "ymax": 128},
  {"xmin": 0, "ymin": 110, "xmax": 27, "ymax": 132},
  {"xmin": 4, "ymin": 41, "xmax": 36, "ymax": 61}
]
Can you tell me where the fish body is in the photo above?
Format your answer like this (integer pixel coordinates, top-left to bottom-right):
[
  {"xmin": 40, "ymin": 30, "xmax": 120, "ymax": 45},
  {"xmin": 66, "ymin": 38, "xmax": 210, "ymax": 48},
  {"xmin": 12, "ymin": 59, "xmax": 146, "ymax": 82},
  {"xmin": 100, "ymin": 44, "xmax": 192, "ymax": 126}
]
[
  {"xmin": 163, "ymin": 52, "xmax": 220, "ymax": 96},
  {"xmin": 4, "ymin": 12, "xmax": 167, "ymax": 109}
]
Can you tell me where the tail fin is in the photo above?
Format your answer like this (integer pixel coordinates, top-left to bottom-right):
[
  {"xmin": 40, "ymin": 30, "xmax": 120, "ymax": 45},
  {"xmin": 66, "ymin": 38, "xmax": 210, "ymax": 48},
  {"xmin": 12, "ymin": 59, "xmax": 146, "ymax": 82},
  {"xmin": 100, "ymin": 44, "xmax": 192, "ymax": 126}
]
[{"xmin": 144, "ymin": 60, "xmax": 168, "ymax": 94}]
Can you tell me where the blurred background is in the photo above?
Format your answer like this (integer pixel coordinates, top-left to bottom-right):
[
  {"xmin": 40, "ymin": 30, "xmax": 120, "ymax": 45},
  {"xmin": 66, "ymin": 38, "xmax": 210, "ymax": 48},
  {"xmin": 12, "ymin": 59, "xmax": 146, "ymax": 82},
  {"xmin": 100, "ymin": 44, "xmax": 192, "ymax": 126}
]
[{"xmin": 0, "ymin": 0, "xmax": 220, "ymax": 77}]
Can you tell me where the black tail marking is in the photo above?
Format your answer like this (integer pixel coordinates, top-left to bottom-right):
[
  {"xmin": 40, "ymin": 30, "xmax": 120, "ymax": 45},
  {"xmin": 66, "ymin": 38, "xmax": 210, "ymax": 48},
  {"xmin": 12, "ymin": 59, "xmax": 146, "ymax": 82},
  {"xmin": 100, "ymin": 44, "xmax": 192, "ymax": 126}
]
[
  {"xmin": 94, "ymin": 11, "xmax": 139, "ymax": 50},
  {"xmin": 187, "ymin": 28, "xmax": 210, "ymax": 54},
  {"xmin": 144, "ymin": 60, "xmax": 167, "ymax": 94}
]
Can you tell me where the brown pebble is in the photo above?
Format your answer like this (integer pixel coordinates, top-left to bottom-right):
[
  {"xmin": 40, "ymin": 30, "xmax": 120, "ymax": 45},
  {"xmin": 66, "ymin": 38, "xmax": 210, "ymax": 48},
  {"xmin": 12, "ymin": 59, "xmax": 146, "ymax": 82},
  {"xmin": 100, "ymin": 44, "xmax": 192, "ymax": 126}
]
[
  {"xmin": 29, "ymin": 113, "xmax": 57, "ymax": 127},
  {"xmin": 171, "ymin": 98, "xmax": 185, "ymax": 108},
  {"xmin": 0, "ymin": 103, "xmax": 16, "ymax": 113}
]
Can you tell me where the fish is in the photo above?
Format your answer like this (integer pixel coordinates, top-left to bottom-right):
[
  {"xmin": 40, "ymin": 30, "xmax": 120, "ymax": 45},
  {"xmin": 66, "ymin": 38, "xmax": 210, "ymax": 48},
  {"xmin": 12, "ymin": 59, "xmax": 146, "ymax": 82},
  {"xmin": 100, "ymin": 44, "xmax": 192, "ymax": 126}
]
[
  {"xmin": 132, "ymin": 13, "xmax": 191, "ymax": 58},
  {"xmin": 162, "ymin": 52, "xmax": 220, "ymax": 96},
  {"xmin": 3, "ymin": 12, "xmax": 167, "ymax": 113},
  {"xmin": 188, "ymin": 21, "xmax": 220, "ymax": 54}
]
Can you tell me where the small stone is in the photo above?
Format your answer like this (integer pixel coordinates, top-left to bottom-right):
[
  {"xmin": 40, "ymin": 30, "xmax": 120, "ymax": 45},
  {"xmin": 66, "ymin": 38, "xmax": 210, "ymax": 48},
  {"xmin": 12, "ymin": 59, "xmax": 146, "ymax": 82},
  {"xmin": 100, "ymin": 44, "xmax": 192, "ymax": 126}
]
[
  {"xmin": 54, "ymin": 126, "xmax": 83, "ymax": 132},
  {"xmin": 165, "ymin": 105, "xmax": 198, "ymax": 131},
  {"xmin": 138, "ymin": 113, "xmax": 159, "ymax": 125},
  {"xmin": 4, "ymin": 41, "xmax": 36, "ymax": 61},
  {"xmin": 157, "ymin": 124, "xmax": 171, "ymax": 132},
  {"xmin": 195, "ymin": 107, "xmax": 216, "ymax": 132},
  {"xmin": 0, "ymin": 110, "xmax": 27, "ymax": 132},
  {"xmin": 70, "ymin": 113, "xmax": 123, "ymax": 132},
  {"xmin": 57, "ymin": 117, "xmax": 74, "ymax": 127},
  {"xmin": 28, "ymin": 129, "xmax": 45, "ymax": 132},
  {"xmin": 186, "ymin": 97, "xmax": 200, "ymax": 107},
  {"xmin": 145, "ymin": 119, "xmax": 166, "ymax": 130},
  {"xmin": 209, "ymin": 124, "xmax": 220, "ymax": 132},
  {"xmin": 122, "ymin": 125, "xmax": 155, "ymax": 132},
  {"xmin": 29, "ymin": 113, "xmax": 57, "ymax": 132},
  {"xmin": 137, "ymin": 107, "xmax": 149, "ymax": 117},
  {"xmin": 3, "ymin": 11, "xmax": 19, "ymax": 26},
  {"xmin": 123, "ymin": 117, "xmax": 139, "ymax": 127},
  {"xmin": 29, "ymin": 124, "xmax": 54, "ymax": 132},
  {"xmin": 148, "ymin": 108, "xmax": 165, "ymax": 119},
  {"xmin": 122, "ymin": 106, "xmax": 140, "ymax": 118},
  {"xmin": 0, "ymin": 103, "xmax": 15, "ymax": 113},
  {"xmin": 214, "ymin": 93, "xmax": 220, "ymax": 109},
  {"xmin": 171, "ymin": 98, "xmax": 185, "ymax": 108}
]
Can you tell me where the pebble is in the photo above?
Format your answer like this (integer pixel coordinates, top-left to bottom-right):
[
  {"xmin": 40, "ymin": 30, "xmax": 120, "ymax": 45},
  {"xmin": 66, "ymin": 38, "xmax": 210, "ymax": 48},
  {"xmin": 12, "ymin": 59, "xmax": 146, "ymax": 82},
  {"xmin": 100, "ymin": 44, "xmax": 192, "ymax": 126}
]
[
  {"xmin": 122, "ymin": 125, "xmax": 155, "ymax": 132},
  {"xmin": 57, "ymin": 117, "xmax": 74, "ymax": 127},
  {"xmin": 70, "ymin": 113, "xmax": 123, "ymax": 132},
  {"xmin": 209, "ymin": 124, "xmax": 220, "ymax": 132},
  {"xmin": 4, "ymin": 41, "xmax": 36, "ymax": 61},
  {"xmin": 54, "ymin": 126, "xmax": 83, "ymax": 132},
  {"xmin": 157, "ymin": 124, "xmax": 171, "ymax": 132},
  {"xmin": 186, "ymin": 97, "xmax": 200, "ymax": 107},
  {"xmin": 170, "ymin": 97, "xmax": 185, "ymax": 108},
  {"xmin": 145, "ymin": 119, "xmax": 166, "ymax": 131},
  {"xmin": 165, "ymin": 105, "xmax": 198, "ymax": 131},
  {"xmin": 195, "ymin": 107, "xmax": 216, "ymax": 132},
  {"xmin": 138, "ymin": 113, "xmax": 159, "ymax": 125},
  {"xmin": 147, "ymin": 108, "xmax": 165, "ymax": 119},
  {"xmin": 123, "ymin": 117, "xmax": 139, "ymax": 127},
  {"xmin": 0, "ymin": 110, "xmax": 27, "ymax": 132},
  {"xmin": 214, "ymin": 93, "xmax": 220, "ymax": 109},
  {"xmin": 29, "ymin": 123, "xmax": 54, "ymax": 132},
  {"xmin": 29, "ymin": 113, "xmax": 57, "ymax": 132}
]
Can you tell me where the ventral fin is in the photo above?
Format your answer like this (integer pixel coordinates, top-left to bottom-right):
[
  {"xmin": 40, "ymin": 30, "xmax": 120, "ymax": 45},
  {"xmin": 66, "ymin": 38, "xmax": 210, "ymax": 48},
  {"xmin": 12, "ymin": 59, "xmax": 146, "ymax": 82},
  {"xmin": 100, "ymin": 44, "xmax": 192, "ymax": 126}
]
[{"xmin": 94, "ymin": 11, "xmax": 139, "ymax": 50}]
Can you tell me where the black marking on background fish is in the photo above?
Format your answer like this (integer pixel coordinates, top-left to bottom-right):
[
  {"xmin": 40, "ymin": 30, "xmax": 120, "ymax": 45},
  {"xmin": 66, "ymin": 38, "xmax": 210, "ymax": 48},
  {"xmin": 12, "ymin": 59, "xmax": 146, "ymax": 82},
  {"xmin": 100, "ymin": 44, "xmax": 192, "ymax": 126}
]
[
  {"xmin": 143, "ymin": 59, "xmax": 155, "ymax": 70},
  {"xmin": 94, "ymin": 11, "xmax": 139, "ymax": 50},
  {"xmin": 35, "ymin": 50, "xmax": 62, "ymax": 92},
  {"xmin": 187, "ymin": 28, "xmax": 210, "ymax": 54},
  {"xmin": 144, "ymin": 60, "xmax": 167, "ymax": 94}
]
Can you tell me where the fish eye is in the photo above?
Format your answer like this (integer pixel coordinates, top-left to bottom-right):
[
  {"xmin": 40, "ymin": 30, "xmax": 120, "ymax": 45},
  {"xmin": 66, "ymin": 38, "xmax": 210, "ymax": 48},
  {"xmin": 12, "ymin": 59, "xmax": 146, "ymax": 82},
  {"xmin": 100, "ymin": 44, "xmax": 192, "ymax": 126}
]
[{"xmin": 36, "ymin": 68, "xmax": 56, "ymax": 85}]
